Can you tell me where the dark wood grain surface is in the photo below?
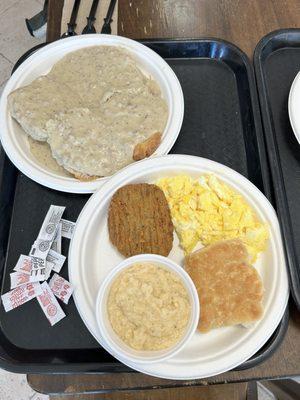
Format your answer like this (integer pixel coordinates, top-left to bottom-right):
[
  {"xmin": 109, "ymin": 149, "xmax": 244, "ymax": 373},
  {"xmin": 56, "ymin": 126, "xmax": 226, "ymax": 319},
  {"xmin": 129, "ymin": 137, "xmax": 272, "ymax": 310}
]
[
  {"xmin": 117, "ymin": 0, "xmax": 300, "ymax": 57},
  {"xmin": 28, "ymin": 303, "xmax": 299, "ymax": 393},
  {"xmin": 48, "ymin": 383, "xmax": 247, "ymax": 399},
  {"xmin": 47, "ymin": 0, "xmax": 300, "ymax": 57},
  {"xmin": 32, "ymin": 0, "xmax": 300, "ymax": 396},
  {"xmin": 47, "ymin": 0, "xmax": 64, "ymax": 42}
]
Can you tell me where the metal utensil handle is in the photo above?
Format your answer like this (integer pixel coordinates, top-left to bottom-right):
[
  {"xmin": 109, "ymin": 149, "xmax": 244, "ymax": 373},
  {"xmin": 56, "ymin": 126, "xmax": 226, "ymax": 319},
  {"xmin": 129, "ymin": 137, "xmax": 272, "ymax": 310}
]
[
  {"xmin": 68, "ymin": 0, "xmax": 81, "ymax": 30},
  {"xmin": 88, "ymin": 0, "xmax": 100, "ymax": 20},
  {"xmin": 105, "ymin": 0, "xmax": 117, "ymax": 22}
]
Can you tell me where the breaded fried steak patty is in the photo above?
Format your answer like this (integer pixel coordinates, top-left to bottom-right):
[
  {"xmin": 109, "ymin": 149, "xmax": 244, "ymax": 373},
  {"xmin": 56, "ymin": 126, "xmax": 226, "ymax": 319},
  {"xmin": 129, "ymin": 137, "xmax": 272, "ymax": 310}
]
[{"xmin": 108, "ymin": 183, "xmax": 174, "ymax": 257}]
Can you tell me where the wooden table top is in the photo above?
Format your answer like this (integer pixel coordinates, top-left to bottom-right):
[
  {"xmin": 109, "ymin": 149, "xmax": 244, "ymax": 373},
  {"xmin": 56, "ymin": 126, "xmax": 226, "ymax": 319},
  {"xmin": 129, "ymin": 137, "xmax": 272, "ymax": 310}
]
[
  {"xmin": 28, "ymin": 303, "xmax": 300, "ymax": 393},
  {"xmin": 27, "ymin": 0, "xmax": 300, "ymax": 394},
  {"xmin": 47, "ymin": 0, "xmax": 300, "ymax": 57}
]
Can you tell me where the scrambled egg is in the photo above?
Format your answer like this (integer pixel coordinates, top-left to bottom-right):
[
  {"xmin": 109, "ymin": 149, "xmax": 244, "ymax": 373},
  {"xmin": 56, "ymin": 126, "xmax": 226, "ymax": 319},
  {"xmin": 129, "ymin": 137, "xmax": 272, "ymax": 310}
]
[{"xmin": 156, "ymin": 175, "xmax": 268, "ymax": 262}]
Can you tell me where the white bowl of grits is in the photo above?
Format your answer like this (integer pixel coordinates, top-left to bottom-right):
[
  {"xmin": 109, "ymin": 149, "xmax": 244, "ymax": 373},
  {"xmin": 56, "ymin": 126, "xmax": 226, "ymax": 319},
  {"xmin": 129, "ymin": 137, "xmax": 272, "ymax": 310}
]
[
  {"xmin": 96, "ymin": 254, "xmax": 199, "ymax": 364},
  {"xmin": 0, "ymin": 34, "xmax": 184, "ymax": 193}
]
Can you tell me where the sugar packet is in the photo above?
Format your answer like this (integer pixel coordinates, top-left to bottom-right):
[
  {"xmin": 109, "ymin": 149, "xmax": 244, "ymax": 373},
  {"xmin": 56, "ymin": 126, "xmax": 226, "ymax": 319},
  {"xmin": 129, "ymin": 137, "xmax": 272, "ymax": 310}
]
[
  {"xmin": 51, "ymin": 222, "xmax": 62, "ymax": 254},
  {"xmin": 61, "ymin": 219, "xmax": 76, "ymax": 239},
  {"xmin": 46, "ymin": 249, "xmax": 66, "ymax": 274},
  {"xmin": 30, "ymin": 205, "xmax": 65, "ymax": 260}
]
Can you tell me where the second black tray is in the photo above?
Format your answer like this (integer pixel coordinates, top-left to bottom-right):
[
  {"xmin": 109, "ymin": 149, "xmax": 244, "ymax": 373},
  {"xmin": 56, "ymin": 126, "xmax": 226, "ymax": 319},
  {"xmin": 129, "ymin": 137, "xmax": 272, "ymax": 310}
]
[
  {"xmin": 0, "ymin": 38, "xmax": 288, "ymax": 373},
  {"xmin": 254, "ymin": 29, "xmax": 300, "ymax": 309}
]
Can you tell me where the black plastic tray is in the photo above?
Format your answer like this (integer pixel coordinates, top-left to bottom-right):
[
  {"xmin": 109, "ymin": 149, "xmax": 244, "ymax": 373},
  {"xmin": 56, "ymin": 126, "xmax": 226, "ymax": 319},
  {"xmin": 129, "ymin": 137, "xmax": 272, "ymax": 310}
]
[
  {"xmin": 0, "ymin": 39, "xmax": 289, "ymax": 373},
  {"xmin": 254, "ymin": 29, "xmax": 300, "ymax": 309}
]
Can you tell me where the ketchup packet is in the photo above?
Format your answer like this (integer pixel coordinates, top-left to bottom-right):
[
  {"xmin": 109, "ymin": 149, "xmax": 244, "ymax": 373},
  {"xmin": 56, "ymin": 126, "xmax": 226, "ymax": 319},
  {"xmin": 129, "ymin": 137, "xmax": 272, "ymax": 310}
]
[
  {"xmin": 36, "ymin": 282, "xmax": 66, "ymax": 326},
  {"xmin": 1, "ymin": 283, "xmax": 42, "ymax": 312},
  {"xmin": 48, "ymin": 273, "xmax": 74, "ymax": 304}
]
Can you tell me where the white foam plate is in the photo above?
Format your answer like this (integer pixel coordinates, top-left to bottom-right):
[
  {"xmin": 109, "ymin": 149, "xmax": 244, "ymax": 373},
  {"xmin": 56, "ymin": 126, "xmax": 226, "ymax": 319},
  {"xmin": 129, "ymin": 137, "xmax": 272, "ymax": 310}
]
[
  {"xmin": 0, "ymin": 35, "xmax": 184, "ymax": 193},
  {"xmin": 289, "ymin": 70, "xmax": 300, "ymax": 145},
  {"xmin": 68, "ymin": 154, "xmax": 289, "ymax": 380}
]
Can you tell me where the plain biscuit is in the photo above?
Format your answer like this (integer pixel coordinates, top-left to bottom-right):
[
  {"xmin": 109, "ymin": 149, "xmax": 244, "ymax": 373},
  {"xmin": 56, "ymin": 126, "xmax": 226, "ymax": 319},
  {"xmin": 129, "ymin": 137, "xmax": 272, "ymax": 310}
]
[{"xmin": 185, "ymin": 239, "xmax": 263, "ymax": 332}]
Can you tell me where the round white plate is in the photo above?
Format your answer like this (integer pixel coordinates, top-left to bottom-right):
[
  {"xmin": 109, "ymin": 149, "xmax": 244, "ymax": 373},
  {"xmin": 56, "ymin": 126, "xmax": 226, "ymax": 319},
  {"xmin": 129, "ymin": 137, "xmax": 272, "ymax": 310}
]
[
  {"xmin": 68, "ymin": 154, "xmax": 289, "ymax": 380},
  {"xmin": 0, "ymin": 34, "xmax": 184, "ymax": 193},
  {"xmin": 288, "ymin": 70, "xmax": 300, "ymax": 144}
]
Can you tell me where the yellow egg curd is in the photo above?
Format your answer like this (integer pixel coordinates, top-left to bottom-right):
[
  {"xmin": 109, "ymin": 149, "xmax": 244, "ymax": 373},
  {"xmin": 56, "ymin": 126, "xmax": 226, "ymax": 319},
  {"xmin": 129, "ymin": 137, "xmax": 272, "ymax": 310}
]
[{"xmin": 156, "ymin": 175, "xmax": 269, "ymax": 262}]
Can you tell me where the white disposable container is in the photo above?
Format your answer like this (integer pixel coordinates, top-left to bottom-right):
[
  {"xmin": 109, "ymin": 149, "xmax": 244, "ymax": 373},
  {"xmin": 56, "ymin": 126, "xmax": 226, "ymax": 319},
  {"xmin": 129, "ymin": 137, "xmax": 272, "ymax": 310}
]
[
  {"xmin": 0, "ymin": 34, "xmax": 184, "ymax": 193},
  {"xmin": 68, "ymin": 154, "xmax": 289, "ymax": 380},
  {"xmin": 96, "ymin": 254, "xmax": 200, "ymax": 364}
]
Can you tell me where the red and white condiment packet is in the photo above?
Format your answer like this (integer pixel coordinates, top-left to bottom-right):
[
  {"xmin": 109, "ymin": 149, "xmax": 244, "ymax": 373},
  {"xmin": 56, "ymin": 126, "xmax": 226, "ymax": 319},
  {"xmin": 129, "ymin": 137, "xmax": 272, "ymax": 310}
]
[
  {"xmin": 46, "ymin": 249, "xmax": 66, "ymax": 274},
  {"xmin": 13, "ymin": 255, "xmax": 32, "ymax": 273},
  {"xmin": 13, "ymin": 254, "xmax": 51, "ymax": 281},
  {"xmin": 10, "ymin": 271, "xmax": 41, "ymax": 289},
  {"xmin": 36, "ymin": 282, "xmax": 66, "ymax": 326},
  {"xmin": 30, "ymin": 205, "xmax": 65, "ymax": 260},
  {"xmin": 51, "ymin": 222, "xmax": 62, "ymax": 254},
  {"xmin": 1, "ymin": 282, "xmax": 42, "ymax": 312},
  {"xmin": 48, "ymin": 273, "xmax": 74, "ymax": 304},
  {"xmin": 23, "ymin": 250, "xmax": 63, "ymax": 283},
  {"xmin": 61, "ymin": 219, "xmax": 76, "ymax": 239}
]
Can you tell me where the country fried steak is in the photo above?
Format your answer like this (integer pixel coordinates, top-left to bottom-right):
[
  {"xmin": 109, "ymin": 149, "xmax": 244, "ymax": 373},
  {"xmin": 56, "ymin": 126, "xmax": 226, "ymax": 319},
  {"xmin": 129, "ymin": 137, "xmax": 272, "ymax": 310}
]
[{"xmin": 108, "ymin": 183, "xmax": 174, "ymax": 257}]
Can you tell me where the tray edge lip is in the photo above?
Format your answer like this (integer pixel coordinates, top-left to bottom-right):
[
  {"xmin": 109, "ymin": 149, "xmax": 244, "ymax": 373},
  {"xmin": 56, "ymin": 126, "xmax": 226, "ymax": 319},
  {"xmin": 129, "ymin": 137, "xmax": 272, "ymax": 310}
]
[
  {"xmin": 233, "ymin": 305, "xmax": 289, "ymax": 371},
  {"xmin": 254, "ymin": 28, "xmax": 300, "ymax": 57},
  {"xmin": 140, "ymin": 36, "xmax": 251, "ymax": 61},
  {"xmin": 253, "ymin": 28, "xmax": 300, "ymax": 309}
]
